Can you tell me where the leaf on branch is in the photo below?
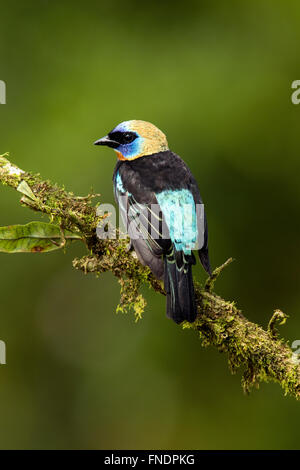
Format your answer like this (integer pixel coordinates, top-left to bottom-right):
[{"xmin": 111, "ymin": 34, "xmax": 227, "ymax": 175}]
[
  {"xmin": 0, "ymin": 222, "xmax": 82, "ymax": 253},
  {"xmin": 17, "ymin": 180, "xmax": 36, "ymax": 201}
]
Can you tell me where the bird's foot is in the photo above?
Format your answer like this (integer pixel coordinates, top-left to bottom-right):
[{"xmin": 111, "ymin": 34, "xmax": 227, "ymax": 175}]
[{"xmin": 125, "ymin": 240, "xmax": 133, "ymax": 252}]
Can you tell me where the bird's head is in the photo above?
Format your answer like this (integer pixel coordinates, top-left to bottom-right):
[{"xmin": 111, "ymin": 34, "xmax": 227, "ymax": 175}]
[{"xmin": 94, "ymin": 120, "xmax": 169, "ymax": 160}]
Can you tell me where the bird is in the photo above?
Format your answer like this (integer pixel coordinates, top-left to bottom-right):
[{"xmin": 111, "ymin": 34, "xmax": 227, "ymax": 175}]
[{"xmin": 94, "ymin": 120, "xmax": 211, "ymax": 324}]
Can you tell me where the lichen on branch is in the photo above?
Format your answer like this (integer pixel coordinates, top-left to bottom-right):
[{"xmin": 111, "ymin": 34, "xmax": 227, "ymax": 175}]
[{"xmin": 0, "ymin": 153, "xmax": 299, "ymax": 399}]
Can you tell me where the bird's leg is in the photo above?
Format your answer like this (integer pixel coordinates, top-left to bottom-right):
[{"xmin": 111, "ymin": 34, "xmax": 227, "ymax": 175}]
[
  {"xmin": 126, "ymin": 239, "xmax": 139, "ymax": 260},
  {"xmin": 125, "ymin": 239, "xmax": 133, "ymax": 252}
]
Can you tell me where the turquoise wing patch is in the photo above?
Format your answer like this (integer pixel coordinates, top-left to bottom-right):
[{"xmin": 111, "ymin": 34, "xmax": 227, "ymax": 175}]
[
  {"xmin": 115, "ymin": 171, "xmax": 131, "ymax": 195},
  {"xmin": 156, "ymin": 189, "xmax": 198, "ymax": 254}
]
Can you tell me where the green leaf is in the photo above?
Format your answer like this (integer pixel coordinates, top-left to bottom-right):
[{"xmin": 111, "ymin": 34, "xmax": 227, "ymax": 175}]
[
  {"xmin": 0, "ymin": 222, "xmax": 82, "ymax": 253},
  {"xmin": 17, "ymin": 181, "xmax": 36, "ymax": 200}
]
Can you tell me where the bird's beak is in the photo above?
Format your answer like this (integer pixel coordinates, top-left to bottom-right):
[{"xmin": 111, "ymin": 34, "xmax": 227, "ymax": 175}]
[{"xmin": 94, "ymin": 135, "xmax": 119, "ymax": 149}]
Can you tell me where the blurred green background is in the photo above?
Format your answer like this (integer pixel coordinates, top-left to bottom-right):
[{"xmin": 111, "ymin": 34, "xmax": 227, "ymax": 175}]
[{"xmin": 0, "ymin": 0, "xmax": 299, "ymax": 449}]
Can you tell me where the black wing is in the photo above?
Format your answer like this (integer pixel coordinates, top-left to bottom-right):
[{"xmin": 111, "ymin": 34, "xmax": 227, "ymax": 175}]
[{"xmin": 113, "ymin": 172, "xmax": 166, "ymax": 279}]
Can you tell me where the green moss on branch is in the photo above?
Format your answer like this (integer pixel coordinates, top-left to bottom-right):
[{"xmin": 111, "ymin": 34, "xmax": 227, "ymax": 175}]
[{"xmin": 0, "ymin": 153, "xmax": 299, "ymax": 399}]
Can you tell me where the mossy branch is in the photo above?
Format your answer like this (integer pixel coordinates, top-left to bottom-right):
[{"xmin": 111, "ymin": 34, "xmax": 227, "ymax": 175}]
[{"xmin": 0, "ymin": 153, "xmax": 299, "ymax": 399}]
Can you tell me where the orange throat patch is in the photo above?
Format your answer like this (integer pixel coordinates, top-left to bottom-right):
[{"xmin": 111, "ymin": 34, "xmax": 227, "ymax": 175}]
[
  {"xmin": 116, "ymin": 151, "xmax": 142, "ymax": 161},
  {"xmin": 116, "ymin": 151, "xmax": 126, "ymax": 161}
]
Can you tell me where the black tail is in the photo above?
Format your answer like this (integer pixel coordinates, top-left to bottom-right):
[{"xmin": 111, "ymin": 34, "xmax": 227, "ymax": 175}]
[{"xmin": 164, "ymin": 251, "xmax": 197, "ymax": 324}]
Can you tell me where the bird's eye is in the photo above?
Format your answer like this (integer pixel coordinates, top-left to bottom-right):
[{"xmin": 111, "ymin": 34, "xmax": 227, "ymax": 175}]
[{"xmin": 123, "ymin": 132, "xmax": 136, "ymax": 144}]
